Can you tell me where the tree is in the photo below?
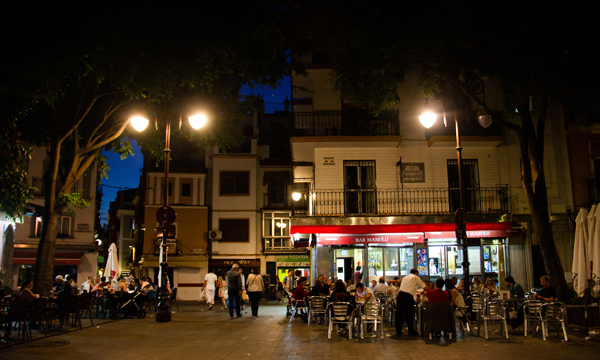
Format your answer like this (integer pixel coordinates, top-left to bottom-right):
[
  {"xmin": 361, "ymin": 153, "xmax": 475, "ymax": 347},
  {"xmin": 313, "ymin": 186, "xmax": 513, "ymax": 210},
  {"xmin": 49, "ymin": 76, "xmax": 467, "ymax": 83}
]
[
  {"xmin": 322, "ymin": 1, "xmax": 600, "ymax": 301},
  {"xmin": 1, "ymin": 2, "xmax": 300, "ymax": 295}
]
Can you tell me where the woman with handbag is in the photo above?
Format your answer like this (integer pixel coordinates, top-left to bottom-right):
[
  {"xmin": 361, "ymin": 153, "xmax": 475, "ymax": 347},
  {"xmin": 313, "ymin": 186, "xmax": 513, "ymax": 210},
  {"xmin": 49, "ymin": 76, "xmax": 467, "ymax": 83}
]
[
  {"xmin": 217, "ymin": 270, "xmax": 228, "ymax": 310},
  {"xmin": 246, "ymin": 267, "xmax": 264, "ymax": 318}
]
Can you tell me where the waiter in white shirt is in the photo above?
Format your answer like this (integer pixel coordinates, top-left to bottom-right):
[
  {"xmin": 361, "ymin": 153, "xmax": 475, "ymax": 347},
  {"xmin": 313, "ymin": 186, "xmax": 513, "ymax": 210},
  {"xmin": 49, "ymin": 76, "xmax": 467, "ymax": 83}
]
[{"xmin": 395, "ymin": 268, "xmax": 428, "ymax": 337}]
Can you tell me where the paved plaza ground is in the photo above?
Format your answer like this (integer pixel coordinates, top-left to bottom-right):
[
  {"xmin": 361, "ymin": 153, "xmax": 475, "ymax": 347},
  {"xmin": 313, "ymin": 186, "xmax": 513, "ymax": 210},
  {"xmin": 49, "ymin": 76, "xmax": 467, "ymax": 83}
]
[{"xmin": 1, "ymin": 300, "xmax": 599, "ymax": 360}]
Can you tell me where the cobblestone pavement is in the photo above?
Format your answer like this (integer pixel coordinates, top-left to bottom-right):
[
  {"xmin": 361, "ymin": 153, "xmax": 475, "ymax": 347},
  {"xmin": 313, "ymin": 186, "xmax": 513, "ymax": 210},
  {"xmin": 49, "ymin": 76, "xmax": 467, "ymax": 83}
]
[{"xmin": 1, "ymin": 301, "xmax": 599, "ymax": 360}]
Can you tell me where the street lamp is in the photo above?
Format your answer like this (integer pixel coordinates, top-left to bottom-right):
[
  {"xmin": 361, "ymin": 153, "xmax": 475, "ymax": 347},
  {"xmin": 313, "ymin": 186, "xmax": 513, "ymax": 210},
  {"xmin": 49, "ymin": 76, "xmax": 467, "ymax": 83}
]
[
  {"xmin": 419, "ymin": 101, "xmax": 470, "ymax": 296},
  {"xmin": 130, "ymin": 110, "xmax": 207, "ymax": 322}
]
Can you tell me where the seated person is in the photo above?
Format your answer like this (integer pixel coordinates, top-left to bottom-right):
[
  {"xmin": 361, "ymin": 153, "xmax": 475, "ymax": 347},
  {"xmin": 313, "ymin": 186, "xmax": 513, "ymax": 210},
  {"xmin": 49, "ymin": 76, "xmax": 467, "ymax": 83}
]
[
  {"xmin": 426, "ymin": 278, "xmax": 449, "ymax": 304},
  {"xmin": 472, "ymin": 277, "xmax": 484, "ymax": 294},
  {"xmin": 52, "ymin": 275, "xmax": 64, "ymax": 294},
  {"xmin": 373, "ymin": 277, "xmax": 389, "ymax": 294},
  {"xmin": 310, "ymin": 279, "xmax": 329, "ymax": 296},
  {"xmin": 116, "ymin": 277, "xmax": 128, "ymax": 292},
  {"xmin": 356, "ymin": 282, "xmax": 375, "ymax": 303},
  {"xmin": 445, "ymin": 279, "xmax": 467, "ymax": 324},
  {"xmin": 456, "ymin": 278, "xmax": 465, "ymax": 292},
  {"xmin": 483, "ymin": 276, "xmax": 498, "ymax": 295},
  {"xmin": 19, "ymin": 280, "xmax": 40, "ymax": 302},
  {"xmin": 504, "ymin": 276, "xmax": 525, "ymax": 298},
  {"xmin": 92, "ymin": 276, "xmax": 114, "ymax": 293},
  {"xmin": 293, "ymin": 277, "xmax": 310, "ymax": 317},
  {"xmin": 388, "ymin": 277, "xmax": 400, "ymax": 298},
  {"xmin": 329, "ymin": 280, "xmax": 357, "ymax": 332},
  {"xmin": 346, "ymin": 279, "xmax": 356, "ymax": 294},
  {"xmin": 535, "ymin": 275, "xmax": 556, "ymax": 302}
]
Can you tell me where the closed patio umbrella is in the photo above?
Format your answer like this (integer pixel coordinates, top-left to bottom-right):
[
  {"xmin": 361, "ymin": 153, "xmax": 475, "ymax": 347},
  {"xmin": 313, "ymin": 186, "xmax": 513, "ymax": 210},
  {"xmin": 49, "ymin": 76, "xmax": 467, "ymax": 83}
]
[
  {"xmin": 105, "ymin": 243, "xmax": 120, "ymax": 286},
  {"xmin": 593, "ymin": 204, "xmax": 600, "ymax": 295},
  {"xmin": 572, "ymin": 208, "xmax": 589, "ymax": 297},
  {"xmin": 0, "ymin": 224, "xmax": 15, "ymax": 288}
]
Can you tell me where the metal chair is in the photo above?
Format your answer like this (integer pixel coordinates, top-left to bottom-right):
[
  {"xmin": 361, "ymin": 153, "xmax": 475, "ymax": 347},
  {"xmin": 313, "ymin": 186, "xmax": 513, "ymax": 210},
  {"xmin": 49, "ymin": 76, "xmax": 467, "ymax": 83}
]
[
  {"xmin": 542, "ymin": 302, "xmax": 568, "ymax": 341},
  {"xmin": 360, "ymin": 302, "xmax": 385, "ymax": 340},
  {"xmin": 455, "ymin": 306, "xmax": 471, "ymax": 334},
  {"xmin": 1, "ymin": 301, "xmax": 30, "ymax": 341},
  {"xmin": 481, "ymin": 301, "xmax": 509, "ymax": 340},
  {"xmin": 289, "ymin": 298, "xmax": 308, "ymax": 323},
  {"xmin": 78, "ymin": 293, "xmax": 94, "ymax": 326},
  {"xmin": 307, "ymin": 296, "xmax": 327, "ymax": 325},
  {"xmin": 470, "ymin": 294, "xmax": 486, "ymax": 336},
  {"xmin": 326, "ymin": 302, "xmax": 355, "ymax": 340},
  {"xmin": 523, "ymin": 300, "xmax": 545, "ymax": 338},
  {"xmin": 27, "ymin": 299, "xmax": 48, "ymax": 338}
]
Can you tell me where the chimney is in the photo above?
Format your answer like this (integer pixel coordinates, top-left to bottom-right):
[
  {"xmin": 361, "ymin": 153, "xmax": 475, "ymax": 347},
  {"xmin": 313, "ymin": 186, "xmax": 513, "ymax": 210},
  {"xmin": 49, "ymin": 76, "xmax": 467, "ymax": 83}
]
[{"xmin": 284, "ymin": 96, "xmax": 290, "ymax": 113}]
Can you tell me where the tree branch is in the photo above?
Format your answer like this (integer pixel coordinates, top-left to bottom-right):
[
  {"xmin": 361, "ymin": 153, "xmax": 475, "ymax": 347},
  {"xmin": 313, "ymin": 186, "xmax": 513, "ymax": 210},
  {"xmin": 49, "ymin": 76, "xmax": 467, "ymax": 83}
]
[{"xmin": 80, "ymin": 119, "xmax": 131, "ymax": 156}]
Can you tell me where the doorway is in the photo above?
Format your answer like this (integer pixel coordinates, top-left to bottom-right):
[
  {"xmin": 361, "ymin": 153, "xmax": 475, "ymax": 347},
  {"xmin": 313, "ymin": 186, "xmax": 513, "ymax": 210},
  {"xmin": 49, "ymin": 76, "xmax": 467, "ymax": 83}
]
[
  {"xmin": 344, "ymin": 160, "xmax": 376, "ymax": 215},
  {"xmin": 447, "ymin": 159, "xmax": 479, "ymax": 212}
]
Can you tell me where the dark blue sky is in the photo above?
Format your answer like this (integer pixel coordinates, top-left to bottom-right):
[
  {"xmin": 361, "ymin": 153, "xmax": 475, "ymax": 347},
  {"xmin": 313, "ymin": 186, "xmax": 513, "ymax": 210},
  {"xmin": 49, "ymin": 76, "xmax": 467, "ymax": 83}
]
[{"xmin": 99, "ymin": 79, "xmax": 291, "ymax": 225}]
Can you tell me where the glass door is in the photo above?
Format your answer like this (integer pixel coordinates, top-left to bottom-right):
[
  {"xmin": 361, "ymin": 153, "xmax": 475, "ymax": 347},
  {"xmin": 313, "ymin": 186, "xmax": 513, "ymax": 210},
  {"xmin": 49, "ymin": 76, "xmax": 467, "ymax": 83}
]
[{"xmin": 428, "ymin": 246, "xmax": 446, "ymax": 281}]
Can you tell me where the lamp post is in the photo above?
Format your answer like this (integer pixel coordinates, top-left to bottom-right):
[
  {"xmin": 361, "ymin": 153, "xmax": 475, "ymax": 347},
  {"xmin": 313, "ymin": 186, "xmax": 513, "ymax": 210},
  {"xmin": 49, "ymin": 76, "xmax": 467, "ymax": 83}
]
[
  {"xmin": 130, "ymin": 111, "xmax": 207, "ymax": 322},
  {"xmin": 420, "ymin": 103, "xmax": 470, "ymax": 296}
]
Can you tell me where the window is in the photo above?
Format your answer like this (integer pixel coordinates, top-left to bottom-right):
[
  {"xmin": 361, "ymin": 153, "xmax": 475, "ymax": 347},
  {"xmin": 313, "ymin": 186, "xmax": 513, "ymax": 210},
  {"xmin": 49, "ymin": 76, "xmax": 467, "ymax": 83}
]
[
  {"xmin": 58, "ymin": 216, "xmax": 71, "ymax": 236},
  {"xmin": 181, "ymin": 183, "xmax": 191, "ymax": 197},
  {"xmin": 33, "ymin": 217, "xmax": 43, "ymax": 237},
  {"xmin": 262, "ymin": 211, "xmax": 292, "ymax": 250},
  {"xmin": 343, "ymin": 160, "xmax": 376, "ymax": 215},
  {"xmin": 219, "ymin": 219, "xmax": 250, "ymax": 242},
  {"xmin": 447, "ymin": 159, "xmax": 479, "ymax": 212},
  {"xmin": 220, "ymin": 171, "xmax": 250, "ymax": 195},
  {"xmin": 33, "ymin": 216, "xmax": 72, "ymax": 237},
  {"xmin": 268, "ymin": 178, "xmax": 287, "ymax": 206}
]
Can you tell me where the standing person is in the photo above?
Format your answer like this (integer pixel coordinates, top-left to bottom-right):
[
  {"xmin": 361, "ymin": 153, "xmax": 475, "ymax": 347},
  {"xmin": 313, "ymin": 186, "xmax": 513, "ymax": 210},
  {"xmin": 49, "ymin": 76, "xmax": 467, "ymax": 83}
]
[
  {"xmin": 239, "ymin": 269, "xmax": 246, "ymax": 310},
  {"xmin": 353, "ymin": 266, "xmax": 362, "ymax": 286},
  {"xmin": 395, "ymin": 268, "xmax": 428, "ymax": 337},
  {"xmin": 203, "ymin": 269, "xmax": 218, "ymax": 310},
  {"xmin": 227, "ymin": 264, "xmax": 243, "ymax": 318},
  {"xmin": 217, "ymin": 270, "xmax": 228, "ymax": 310},
  {"xmin": 283, "ymin": 269, "xmax": 294, "ymax": 314},
  {"xmin": 273, "ymin": 276, "xmax": 283, "ymax": 303},
  {"xmin": 246, "ymin": 267, "xmax": 264, "ymax": 318}
]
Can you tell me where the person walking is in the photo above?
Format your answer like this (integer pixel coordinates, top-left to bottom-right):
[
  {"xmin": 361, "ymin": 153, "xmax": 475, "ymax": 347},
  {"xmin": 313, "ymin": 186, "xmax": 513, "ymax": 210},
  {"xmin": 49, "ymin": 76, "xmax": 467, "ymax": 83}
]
[
  {"xmin": 217, "ymin": 270, "xmax": 228, "ymax": 310},
  {"xmin": 203, "ymin": 269, "xmax": 218, "ymax": 310},
  {"xmin": 246, "ymin": 267, "xmax": 264, "ymax": 318},
  {"xmin": 227, "ymin": 264, "xmax": 243, "ymax": 318}
]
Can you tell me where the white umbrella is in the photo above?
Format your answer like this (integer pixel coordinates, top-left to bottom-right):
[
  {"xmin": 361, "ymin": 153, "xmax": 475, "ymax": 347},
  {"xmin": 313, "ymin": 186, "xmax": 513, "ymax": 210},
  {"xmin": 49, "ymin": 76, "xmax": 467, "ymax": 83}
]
[
  {"xmin": 0, "ymin": 224, "xmax": 15, "ymax": 288},
  {"xmin": 572, "ymin": 208, "xmax": 589, "ymax": 297},
  {"xmin": 105, "ymin": 243, "xmax": 120, "ymax": 285},
  {"xmin": 593, "ymin": 204, "xmax": 600, "ymax": 295}
]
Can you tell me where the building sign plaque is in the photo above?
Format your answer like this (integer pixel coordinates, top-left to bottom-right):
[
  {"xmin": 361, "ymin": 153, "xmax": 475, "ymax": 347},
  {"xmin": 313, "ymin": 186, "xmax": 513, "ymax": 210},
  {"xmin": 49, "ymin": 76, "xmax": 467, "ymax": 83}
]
[{"xmin": 401, "ymin": 163, "xmax": 425, "ymax": 183}]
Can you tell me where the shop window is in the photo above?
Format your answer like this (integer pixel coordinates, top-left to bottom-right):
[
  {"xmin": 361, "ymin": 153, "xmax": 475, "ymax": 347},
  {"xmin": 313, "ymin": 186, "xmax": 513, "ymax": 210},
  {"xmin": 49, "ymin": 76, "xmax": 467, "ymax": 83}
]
[
  {"xmin": 219, "ymin": 219, "xmax": 249, "ymax": 242},
  {"xmin": 344, "ymin": 160, "xmax": 376, "ymax": 215},
  {"xmin": 181, "ymin": 183, "xmax": 191, "ymax": 197},
  {"xmin": 220, "ymin": 171, "xmax": 250, "ymax": 195}
]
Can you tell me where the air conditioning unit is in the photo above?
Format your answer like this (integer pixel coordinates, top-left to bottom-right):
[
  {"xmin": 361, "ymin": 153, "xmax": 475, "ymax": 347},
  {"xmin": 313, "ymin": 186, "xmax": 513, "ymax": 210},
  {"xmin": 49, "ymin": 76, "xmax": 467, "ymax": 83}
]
[{"xmin": 209, "ymin": 230, "xmax": 222, "ymax": 240}]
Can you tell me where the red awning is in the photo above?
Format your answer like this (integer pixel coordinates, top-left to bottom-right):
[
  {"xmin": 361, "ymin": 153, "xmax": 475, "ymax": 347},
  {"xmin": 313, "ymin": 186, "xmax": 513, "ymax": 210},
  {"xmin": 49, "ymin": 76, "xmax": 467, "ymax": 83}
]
[
  {"xmin": 12, "ymin": 251, "xmax": 84, "ymax": 265},
  {"xmin": 291, "ymin": 222, "xmax": 512, "ymax": 235},
  {"xmin": 319, "ymin": 233, "xmax": 424, "ymax": 246}
]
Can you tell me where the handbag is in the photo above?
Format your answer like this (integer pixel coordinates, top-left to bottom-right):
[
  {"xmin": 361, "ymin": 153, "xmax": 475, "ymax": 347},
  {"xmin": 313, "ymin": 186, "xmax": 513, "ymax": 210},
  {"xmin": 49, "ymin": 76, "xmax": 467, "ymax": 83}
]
[
  {"xmin": 242, "ymin": 290, "xmax": 248, "ymax": 301},
  {"xmin": 199, "ymin": 288, "xmax": 206, "ymax": 302}
]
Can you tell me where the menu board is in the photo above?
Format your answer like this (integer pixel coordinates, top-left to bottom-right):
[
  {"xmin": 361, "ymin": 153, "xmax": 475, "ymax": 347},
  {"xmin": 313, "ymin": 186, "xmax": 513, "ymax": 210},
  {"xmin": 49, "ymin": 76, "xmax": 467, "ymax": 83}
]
[{"xmin": 468, "ymin": 247, "xmax": 481, "ymax": 274}]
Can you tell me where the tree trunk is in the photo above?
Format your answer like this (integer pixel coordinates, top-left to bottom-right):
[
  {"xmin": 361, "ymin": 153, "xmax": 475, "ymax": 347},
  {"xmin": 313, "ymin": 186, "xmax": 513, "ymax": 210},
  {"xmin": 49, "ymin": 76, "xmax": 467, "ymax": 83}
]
[{"xmin": 33, "ymin": 210, "xmax": 60, "ymax": 296}]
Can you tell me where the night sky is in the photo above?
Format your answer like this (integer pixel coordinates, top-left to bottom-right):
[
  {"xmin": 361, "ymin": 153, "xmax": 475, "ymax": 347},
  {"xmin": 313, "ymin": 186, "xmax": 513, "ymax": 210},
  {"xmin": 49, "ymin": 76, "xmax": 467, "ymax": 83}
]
[{"xmin": 99, "ymin": 79, "xmax": 291, "ymax": 225}]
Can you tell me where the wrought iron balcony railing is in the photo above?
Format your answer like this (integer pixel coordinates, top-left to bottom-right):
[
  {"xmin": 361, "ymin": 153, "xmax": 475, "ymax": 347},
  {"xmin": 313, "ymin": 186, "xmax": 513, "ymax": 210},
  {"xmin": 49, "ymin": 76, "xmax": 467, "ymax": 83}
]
[
  {"xmin": 292, "ymin": 109, "xmax": 400, "ymax": 137},
  {"xmin": 298, "ymin": 187, "xmax": 509, "ymax": 216}
]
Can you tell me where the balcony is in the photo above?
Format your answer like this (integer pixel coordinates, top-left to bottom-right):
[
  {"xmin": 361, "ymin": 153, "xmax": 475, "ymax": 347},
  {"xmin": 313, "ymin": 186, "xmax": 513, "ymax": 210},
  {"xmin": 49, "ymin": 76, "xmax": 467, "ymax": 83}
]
[
  {"xmin": 292, "ymin": 109, "xmax": 400, "ymax": 137},
  {"xmin": 32, "ymin": 177, "xmax": 90, "ymax": 198},
  {"xmin": 425, "ymin": 118, "xmax": 504, "ymax": 147},
  {"xmin": 299, "ymin": 187, "xmax": 509, "ymax": 216}
]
